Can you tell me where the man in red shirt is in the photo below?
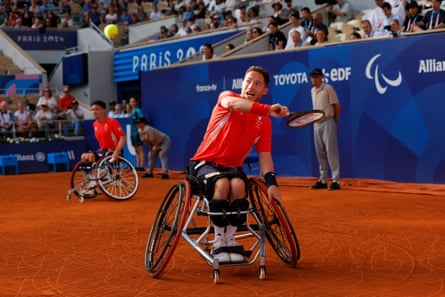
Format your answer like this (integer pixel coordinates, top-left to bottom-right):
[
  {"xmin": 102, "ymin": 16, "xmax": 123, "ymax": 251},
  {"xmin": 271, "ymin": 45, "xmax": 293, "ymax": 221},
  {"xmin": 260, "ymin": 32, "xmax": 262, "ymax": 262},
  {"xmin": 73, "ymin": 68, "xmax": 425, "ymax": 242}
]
[
  {"xmin": 80, "ymin": 100, "xmax": 126, "ymax": 197},
  {"xmin": 81, "ymin": 100, "xmax": 126, "ymax": 163},
  {"xmin": 189, "ymin": 65, "xmax": 289, "ymax": 263},
  {"xmin": 58, "ymin": 86, "xmax": 77, "ymax": 118}
]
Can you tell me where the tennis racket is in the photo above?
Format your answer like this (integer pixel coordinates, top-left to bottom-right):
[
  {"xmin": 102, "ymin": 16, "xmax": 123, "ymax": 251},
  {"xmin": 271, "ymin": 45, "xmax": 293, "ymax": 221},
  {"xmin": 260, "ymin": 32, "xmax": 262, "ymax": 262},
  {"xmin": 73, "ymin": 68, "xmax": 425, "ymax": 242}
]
[{"xmin": 286, "ymin": 109, "xmax": 325, "ymax": 128}]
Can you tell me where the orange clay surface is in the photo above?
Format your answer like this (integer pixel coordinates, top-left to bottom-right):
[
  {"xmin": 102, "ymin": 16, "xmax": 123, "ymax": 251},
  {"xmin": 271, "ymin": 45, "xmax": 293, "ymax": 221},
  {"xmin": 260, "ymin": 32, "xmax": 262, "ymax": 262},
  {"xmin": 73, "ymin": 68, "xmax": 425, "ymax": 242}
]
[{"xmin": 1, "ymin": 171, "xmax": 445, "ymax": 296}]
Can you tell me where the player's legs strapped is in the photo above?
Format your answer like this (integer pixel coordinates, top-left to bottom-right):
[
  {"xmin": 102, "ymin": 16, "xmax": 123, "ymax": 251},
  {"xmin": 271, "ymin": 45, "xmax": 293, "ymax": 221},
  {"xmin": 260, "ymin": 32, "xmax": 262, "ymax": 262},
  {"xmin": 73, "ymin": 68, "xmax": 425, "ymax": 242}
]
[
  {"xmin": 209, "ymin": 199, "xmax": 230, "ymax": 227},
  {"xmin": 228, "ymin": 197, "xmax": 249, "ymax": 226}
]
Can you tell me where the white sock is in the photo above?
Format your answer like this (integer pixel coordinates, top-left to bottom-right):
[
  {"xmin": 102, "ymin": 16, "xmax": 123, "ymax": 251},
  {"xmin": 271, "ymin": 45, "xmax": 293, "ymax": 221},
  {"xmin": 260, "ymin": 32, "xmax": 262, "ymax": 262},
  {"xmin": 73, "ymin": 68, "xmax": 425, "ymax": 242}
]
[
  {"xmin": 225, "ymin": 224, "xmax": 237, "ymax": 241},
  {"xmin": 214, "ymin": 225, "xmax": 225, "ymax": 239}
]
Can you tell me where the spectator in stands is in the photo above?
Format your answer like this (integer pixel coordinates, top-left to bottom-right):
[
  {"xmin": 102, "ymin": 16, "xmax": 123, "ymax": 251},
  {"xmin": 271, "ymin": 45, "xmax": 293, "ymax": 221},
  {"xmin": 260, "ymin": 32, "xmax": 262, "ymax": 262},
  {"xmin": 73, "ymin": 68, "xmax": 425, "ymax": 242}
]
[
  {"xmin": 136, "ymin": 5, "xmax": 148, "ymax": 22},
  {"xmin": 46, "ymin": 10, "xmax": 60, "ymax": 28},
  {"xmin": 82, "ymin": 0, "xmax": 93, "ymax": 19},
  {"xmin": 225, "ymin": 43, "xmax": 235, "ymax": 52},
  {"xmin": 110, "ymin": 103, "xmax": 126, "ymax": 118},
  {"xmin": 361, "ymin": 19, "xmax": 376, "ymax": 38},
  {"xmin": 247, "ymin": 5, "xmax": 260, "ymax": 23},
  {"xmin": 150, "ymin": 4, "xmax": 162, "ymax": 21},
  {"xmin": 389, "ymin": 18, "xmax": 402, "ymax": 36},
  {"xmin": 88, "ymin": 5, "xmax": 103, "ymax": 26},
  {"xmin": 0, "ymin": 6, "xmax": 7, "ymax": 27},
  {"xmin": 118, "ymin": 7, "xmax": 131, "ymax": 25},
  {"xmin": 251, "ymin": 26, "xmax": 263, "ymax": 39},
  {"xmin": 158, "ymin": 25, "xmax": 170, "ymax": 39},
  {"xmin": 121, "ymin": 99, "xmax": 130, "ymax": 117},
  {"xmin": 313, "ymin": 27, "xmax": 329, "ymax": 45},
  {"xmin": 244, "ymin": 27, "xmax": 253, "ymax": 43},
  {"xmin": 362, "ymin": 0, "xmax": 385, "ymax": 33},
  {"xmin": 104, "ymin": 5, "xmax": 119, "ymax": 24},
  {"xmin": 58, "ymin": 86, "xmax": 77, "ymax": 119},
  {"xmin": 177, "ymin": 18, "xmax": 189, "ymax": 36},
  {"xmin": 413, "ymin": 0, "xmax": 445, "ymax": 31},
  {"xmin": 207, "ymin": 13, "xmax": 223, "ymax": 30},
  {"xmin": 21, "ymin": 5, "xmax": 34, "ymax": 27},
  {"xmin": 307, "ymin": 12, "xmax": 328, "ymax": 45},
  {"xmin": 40, "ymin": 0, "xmax": 51, "ymax": 18},
  {"xmin": 377, "ymin": 2, "xmax": 402, "ymax": 34},
  {"xmin": 63, "ymin": 100, "xmax": 84, "ymax": 136},
  {"xmin": 286, "ymin": 11, "xmax": 306, "ymax": 45},
  {"xmin": 300, "ymin": 7, "xmax": 313, "ymax": 33},
  {"xmin": 189, "ymin": 15, "xmax": 201, "ymax": 32},
  {"xmin": 268, "ymin": 20, "xmax": 287, "ymax": 50},
  {"xmin": 169, "ymin": 23, "xmax": 179, "ymax": 36},
  {"xmin": 0, "ymin": 101, "xmax": 14, "ymax": 136},
  {"xmin": 37, "ymin": 88, "xmax": 58, "ymax": 113},
  {"xmin": 285, "ymin": 29, "xmax": 303, "ymax": 49},
  {"xmin": 184, "ymin": 3, "xmax": 195, "ymax": 21},
  {"xmin": 281, "ymin": 0, "xmax": 298, "ymax": 20},
  {"xmin": 129, "ymin": 97, "xmax": 145, "ymax": 171},
  {"xmin": 402, "ymin": 1, "xmax": 421, "ymax": 32},
  {"xmin": 327, "ymin": 0, "xmax": 352, "ymax": 23},
  {"xmin": 32, "ymin": 16, "xmax": 46, "ymax": 32},
  {"xmin": 60, "ymin": 11, "xmax": 74, "ymax": 28},
  {"xmin": 108, "ymin": 101, "xmax": 117, "ymax": 117},
  {"xmin": 14, "ymin": 17, "xmax": 25, "ymax": 28},
  {"xmin": 271, "ymin": 0, "xmax": 288, "ymax": 25},
  {"xmin": 194, "ymin": 1, "xmax": 208, "ymax": 20},
  {"xmin": 34, "ymin": 103, "xmax": 54, "ymax": 131},
  {"xmin": 235, "ymin": 4, "xmax": 249, "ymax": 25},
  {"xmin": 202, "ymin": 43, "xmax": 217, "ymax": 61},
  {"xmin": 14, "ymin": 101, "xmax": 33, "ymax": 138},
  {"xmin": 224, "ymin": 13, "xmax": 238, "ymax": 28}
]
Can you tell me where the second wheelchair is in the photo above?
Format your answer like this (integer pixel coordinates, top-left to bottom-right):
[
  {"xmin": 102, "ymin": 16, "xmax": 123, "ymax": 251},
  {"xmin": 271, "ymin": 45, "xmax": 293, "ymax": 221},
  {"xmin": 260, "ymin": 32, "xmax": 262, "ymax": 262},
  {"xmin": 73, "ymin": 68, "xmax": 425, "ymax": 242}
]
[{"xmin": 67, "ymin": 154, "xmax": 139, "ymax": 202}]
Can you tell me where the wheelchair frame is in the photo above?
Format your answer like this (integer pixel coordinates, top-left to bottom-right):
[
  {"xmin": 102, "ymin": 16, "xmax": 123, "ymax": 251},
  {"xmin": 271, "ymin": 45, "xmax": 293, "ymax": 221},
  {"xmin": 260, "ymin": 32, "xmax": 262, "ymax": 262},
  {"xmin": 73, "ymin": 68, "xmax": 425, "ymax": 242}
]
[
  {"xmin": 67, "ymin": 155, "xmax": 139, "ymax": 203},
  {"xmin": 144, "ymin": 176, "xmax": 300, "ymax": 283}
]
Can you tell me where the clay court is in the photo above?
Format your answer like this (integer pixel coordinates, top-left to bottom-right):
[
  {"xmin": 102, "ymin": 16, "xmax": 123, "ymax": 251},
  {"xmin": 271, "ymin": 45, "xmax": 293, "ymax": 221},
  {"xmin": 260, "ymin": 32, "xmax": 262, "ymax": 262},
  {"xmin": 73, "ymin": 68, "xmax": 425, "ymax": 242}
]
[{"xmin": 1, "ymin": 171, "xmax": 445, "ymax": 296}]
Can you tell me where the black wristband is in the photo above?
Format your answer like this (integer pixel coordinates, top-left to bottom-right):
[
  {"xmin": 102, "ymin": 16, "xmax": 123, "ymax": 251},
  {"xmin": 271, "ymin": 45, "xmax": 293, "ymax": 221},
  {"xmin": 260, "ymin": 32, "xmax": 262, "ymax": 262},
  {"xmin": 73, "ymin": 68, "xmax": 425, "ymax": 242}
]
[{"xmin": 264, "ymin": 172, "xmax": 278, "ymax": 188}]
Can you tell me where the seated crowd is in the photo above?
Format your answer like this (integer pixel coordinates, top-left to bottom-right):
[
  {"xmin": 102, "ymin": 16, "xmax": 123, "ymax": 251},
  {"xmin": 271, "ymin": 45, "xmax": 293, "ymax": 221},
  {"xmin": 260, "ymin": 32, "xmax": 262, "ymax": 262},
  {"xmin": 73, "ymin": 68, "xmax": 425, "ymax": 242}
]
[{"xmin": 0, "ymin": 86, "xmax": 84, "ymax": 139}]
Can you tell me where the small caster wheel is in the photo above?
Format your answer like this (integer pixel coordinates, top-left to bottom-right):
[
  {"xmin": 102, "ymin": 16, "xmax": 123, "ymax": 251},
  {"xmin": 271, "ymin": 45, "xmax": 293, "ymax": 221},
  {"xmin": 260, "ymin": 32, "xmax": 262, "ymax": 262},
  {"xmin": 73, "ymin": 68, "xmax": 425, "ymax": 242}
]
[
  {"xmin": 79, "ymin": 197, "xmax": 85, "ymax": 203},
  {"xmin": 258, "ymin": 266, "xmax": 266, "ymax": 280},
  {"xmin": 212, "ymin": 269, "xmax": 221, "ymax": 284}
]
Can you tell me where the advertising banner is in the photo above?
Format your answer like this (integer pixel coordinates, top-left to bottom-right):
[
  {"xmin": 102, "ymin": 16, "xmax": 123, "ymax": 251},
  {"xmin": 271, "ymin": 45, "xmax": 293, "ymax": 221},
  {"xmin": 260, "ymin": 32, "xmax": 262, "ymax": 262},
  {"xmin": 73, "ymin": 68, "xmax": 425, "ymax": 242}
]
[
  {"xmin": 4, "ymin": 29, "xmax": 77, "ymax": 50},
  {"xmin": 140, "ymin": 32, "xmax": 445, "ymax": 183},
  {"xmin": 113, "ymin": 30, "xmax": 241, "ymax": 82}
]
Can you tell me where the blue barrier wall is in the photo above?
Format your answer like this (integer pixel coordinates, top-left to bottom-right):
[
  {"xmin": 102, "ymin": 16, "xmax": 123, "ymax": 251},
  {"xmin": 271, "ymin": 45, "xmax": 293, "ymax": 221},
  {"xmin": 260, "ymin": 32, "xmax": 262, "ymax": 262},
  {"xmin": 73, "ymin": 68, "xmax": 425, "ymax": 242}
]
[{"xmin": 139, "ymin": 32, "xmax": 445, "ymax": 184}]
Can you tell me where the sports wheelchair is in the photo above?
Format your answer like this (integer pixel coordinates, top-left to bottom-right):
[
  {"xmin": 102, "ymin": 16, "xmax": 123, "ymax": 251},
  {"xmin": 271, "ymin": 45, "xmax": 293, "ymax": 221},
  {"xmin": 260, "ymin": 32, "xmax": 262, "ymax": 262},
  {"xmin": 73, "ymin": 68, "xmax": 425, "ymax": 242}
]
[
  {"xmin": 144, "ymin": 175, "xmax": 300, "ymax": 283},
  {"xmin": 67, "ymin": 154, "xmax": 139, "ymax": 203}
]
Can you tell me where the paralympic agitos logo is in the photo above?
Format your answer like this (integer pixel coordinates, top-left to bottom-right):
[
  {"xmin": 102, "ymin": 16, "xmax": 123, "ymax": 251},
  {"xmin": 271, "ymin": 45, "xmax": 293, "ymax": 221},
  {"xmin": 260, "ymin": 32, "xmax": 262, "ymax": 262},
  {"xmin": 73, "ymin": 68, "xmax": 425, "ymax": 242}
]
[{"xmin": 365, "ymin": 54, "xmax": 402, "ymax": 95}]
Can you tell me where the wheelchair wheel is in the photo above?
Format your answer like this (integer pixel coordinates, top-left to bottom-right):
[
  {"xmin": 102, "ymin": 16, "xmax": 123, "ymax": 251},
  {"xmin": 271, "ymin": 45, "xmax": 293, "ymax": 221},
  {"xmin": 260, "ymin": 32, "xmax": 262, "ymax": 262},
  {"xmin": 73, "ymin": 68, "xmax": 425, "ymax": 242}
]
[
  {"xmin": 145, "ymin": 180, "xmax": 191, "ymax": 278},
  {"xmin": 248, "ymin": 177, "xmax": 301, "ymax": 267},
  {"xmin": 70, "ymin": 161, "xmax": 96, "ymax": 200},
  {"xmin": 95, "ymin": 155, "xmax": 139, "ymax": 200}
]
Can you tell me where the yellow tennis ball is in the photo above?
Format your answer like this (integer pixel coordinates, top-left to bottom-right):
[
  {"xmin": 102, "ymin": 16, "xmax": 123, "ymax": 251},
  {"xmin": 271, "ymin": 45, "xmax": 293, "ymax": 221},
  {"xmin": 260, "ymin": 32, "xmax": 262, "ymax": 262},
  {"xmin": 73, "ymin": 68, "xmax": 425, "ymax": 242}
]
[{"xmin": 104, "ymin": 24, "xmax": 118, "ymax": 38}]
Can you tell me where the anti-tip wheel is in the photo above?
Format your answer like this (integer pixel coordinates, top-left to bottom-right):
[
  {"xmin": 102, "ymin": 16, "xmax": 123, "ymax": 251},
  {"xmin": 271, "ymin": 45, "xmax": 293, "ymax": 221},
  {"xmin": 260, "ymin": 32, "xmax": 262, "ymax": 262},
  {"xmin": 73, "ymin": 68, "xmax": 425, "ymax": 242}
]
[
  {"xmin": 258, "ymin": 266, "xmax": 266, "ymax": 280},
  {"xmin": 212, "ymin": 269, "xmax": 221, "ymax": 284}
]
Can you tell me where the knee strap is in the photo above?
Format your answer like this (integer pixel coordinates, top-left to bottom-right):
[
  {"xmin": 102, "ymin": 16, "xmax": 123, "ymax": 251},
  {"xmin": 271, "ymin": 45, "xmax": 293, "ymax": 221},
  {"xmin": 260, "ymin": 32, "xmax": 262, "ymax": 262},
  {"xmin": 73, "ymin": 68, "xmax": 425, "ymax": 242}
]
[
  {"xmin": 209, "ymin": 199, "xmax": 230, "ymax": 227},
  {"xmin": 229, "ymin": 198, "xmax": 249, "ymax": 227}
]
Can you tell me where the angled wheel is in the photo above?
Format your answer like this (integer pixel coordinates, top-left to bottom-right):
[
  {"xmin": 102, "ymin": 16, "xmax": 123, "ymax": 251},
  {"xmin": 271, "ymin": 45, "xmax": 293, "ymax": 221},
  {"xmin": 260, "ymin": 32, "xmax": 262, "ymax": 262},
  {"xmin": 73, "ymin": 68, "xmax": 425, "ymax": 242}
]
[
  {"xmin": 248, "ymin": 177, "xmax": 300, "ymax": 267},
  {"xmin": 145, "ymin": 180, "xmax": 191, "ymax": 278},
  {"xmin": 70, "ymin": 161, "xmax": 96, "ymax": 199},
  {"xmin": 96, "ymin": 155, "xmax": 139, "ymax": 200}
]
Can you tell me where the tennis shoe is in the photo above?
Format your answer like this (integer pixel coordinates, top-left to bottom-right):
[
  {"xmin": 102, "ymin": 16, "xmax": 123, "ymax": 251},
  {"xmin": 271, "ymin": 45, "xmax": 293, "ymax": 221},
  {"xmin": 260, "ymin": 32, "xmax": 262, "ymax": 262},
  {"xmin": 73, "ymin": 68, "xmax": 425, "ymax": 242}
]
[
  {"xmin": 226, "ymin": 236, "xmax": 245, "ymax": 262},
  {"xmin": 329, "ymin": 181, "xmax": 341, "ymax": 190},
  {"xmin": 212, "ymin": 235, "xmax": 229, "ymax": 262},
  {"xmin": 311, "ymin": 180, "xmax": 327, "ymax": 189}
]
